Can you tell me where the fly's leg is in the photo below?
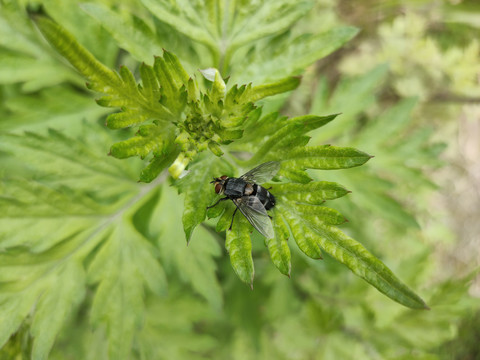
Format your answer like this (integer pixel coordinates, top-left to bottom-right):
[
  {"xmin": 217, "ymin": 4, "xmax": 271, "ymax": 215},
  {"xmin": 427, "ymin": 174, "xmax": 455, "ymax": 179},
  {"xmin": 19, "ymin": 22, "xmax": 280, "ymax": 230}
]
[
  {"xmin": 206, "ymin": 197, "xmax": 229, "ymax": 209},
  {"xmin": 228, "ymin": 207, "xmax": 239, "ymax": 231}
]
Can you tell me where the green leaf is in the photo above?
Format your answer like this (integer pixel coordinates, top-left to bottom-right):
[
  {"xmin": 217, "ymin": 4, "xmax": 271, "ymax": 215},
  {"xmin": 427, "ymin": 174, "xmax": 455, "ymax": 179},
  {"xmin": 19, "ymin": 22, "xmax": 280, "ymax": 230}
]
[
  {"xmin": 0, "ymin": 86, "xmax": 108, "ymax": 132},
  {"xmin": 276, "ymin": 205, "xmax": 323, "ymax": 259},
  {"xmin": 267, "ymin": 212, "xmax": 292, "ymax": 276},
  {"xmin": 88, "ymin": 221, "xmax": 167, "ymax": 360},
  {"xmin": 228, "ymin": 1, "xmax": 314, "ymax": 49},
  {"xmin": 215, "ymin": 202, "xmax": 236, "ymax": 233},
  {"xmin": 88, "ymin": 232, "xmax": 143, "ymax": 360},
  {"xmin": 36, "ymin": 17, "xmax": 311, "ymax": 182},
  {"xmin": 233, "ymin": 26, "xmax": 359, "ymax": 84},
  {"xmin": 293, "ymin": 204, "xmax": 347, "ymax": 225},
  {"xmin": 0, "ymin": 124, "xmax": 169, "ymax": 358},
  {"xmin": 139, "ymin": 63, "xmax": 160, "ymax": 103},
  {"xmin": 250, "ymin": 76, "xmax": 302, "ymax": 101},
  {"xmin": 139, "ymin": 150, "xmax": 179, "ymax": 183},
  {"xmin": 30, "ymin": 261, "xmax": 86, "ymax": 360},
  {"xmin": 150, "ymin": 185, "xmax": 223, "ymax": 309},
  {"xmin": 80, "ymin": 2, "xmax": 163, "ymax": 63},
  {"xmin": 0, "ymin": 289, "xmax": 41, "ymax": 349},
  {"xmin": 306, "ymin": 221, "xmax": 429, "ymax": 309},
  {"xmin": 272, "ymin": 181, "xmax": 350, "ymax": 203},
  {"xmin": 312, "ymin": 64, "xmax": 389, "ymax": 141},
  {"xmin": 248, "ymin": 114, "xmax": 338, "ymax": 164},
  {"xmin": 35, "ymin": 17, "xmax": 120, "ymax": 90},
  {"xmin": 277, "ymin": 198, "xmax": 428, "ymax": 308},
  {"xmin": 36, "ymin": 17, "xmax": 176, "ymax": 129},
  {"xmin": 141, "ymin": 0, "xmax": 218, "ymax": 50},
  {"xmin": 136, "ymin": 292, "xmax": 219, "ymax": 358},
  {"xmin": 176, "ymin": 155, "xmax": 233, "ymax": 242},
  {"xmin": 357, "ymin": 97, "xmax": 419, "ymax": 148},
  {"xmin": 109, "ymin": 124, "xmax": 175, "ymax": 159},
  {"xmin": 226, "ymin": 215, "xmax": 255, "ymax": 288},
  {"xmin": 280, "ymin": 145, "xmax": 372, "ymax": 170}
]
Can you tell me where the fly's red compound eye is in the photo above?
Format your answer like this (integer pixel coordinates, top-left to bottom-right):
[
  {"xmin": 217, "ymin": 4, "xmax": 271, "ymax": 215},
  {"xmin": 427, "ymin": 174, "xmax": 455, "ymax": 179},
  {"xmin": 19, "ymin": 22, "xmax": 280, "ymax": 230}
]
[
  {"xmin": 214, "ymin": 183, "xmax": 223, "ymax": 194},
  {"xmin": 220, "ymin": 175, "xmax": 228, "ymax": 180}
]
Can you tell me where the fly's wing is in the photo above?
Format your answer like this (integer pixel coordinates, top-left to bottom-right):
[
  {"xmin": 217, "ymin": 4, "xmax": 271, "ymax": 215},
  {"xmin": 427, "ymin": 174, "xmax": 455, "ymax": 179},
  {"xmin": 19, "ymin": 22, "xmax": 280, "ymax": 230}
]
[
  {"xmin": 233, "ymin": 196, "xmax": 274, "ymax": 239},
  {"xmin": 240, "ymin": 161, "xmax": 281, "ymax": 184}
]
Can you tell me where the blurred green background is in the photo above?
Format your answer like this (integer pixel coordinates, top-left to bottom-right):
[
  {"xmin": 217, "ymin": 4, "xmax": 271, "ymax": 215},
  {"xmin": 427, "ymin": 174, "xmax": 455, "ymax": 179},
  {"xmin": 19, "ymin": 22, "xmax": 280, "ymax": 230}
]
[{"xmin": 0, "ymin": 0, "xmax": 479, "ymax": 359}]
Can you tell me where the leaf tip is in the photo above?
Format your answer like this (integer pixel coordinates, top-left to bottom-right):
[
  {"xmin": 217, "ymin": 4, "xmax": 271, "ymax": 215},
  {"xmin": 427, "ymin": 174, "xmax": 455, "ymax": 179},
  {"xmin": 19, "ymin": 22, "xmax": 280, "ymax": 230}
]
[{"xmin": 185, "ymin": 226, "xmax": 195, "ymax": 245}]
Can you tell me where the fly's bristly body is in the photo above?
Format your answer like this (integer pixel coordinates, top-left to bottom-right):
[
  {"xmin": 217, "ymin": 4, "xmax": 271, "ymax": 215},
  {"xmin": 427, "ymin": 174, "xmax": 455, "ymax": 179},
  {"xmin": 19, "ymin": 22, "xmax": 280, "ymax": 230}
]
[{"xmin": 207, "ymin": 161, "xmax": 281, "ymax": 239}]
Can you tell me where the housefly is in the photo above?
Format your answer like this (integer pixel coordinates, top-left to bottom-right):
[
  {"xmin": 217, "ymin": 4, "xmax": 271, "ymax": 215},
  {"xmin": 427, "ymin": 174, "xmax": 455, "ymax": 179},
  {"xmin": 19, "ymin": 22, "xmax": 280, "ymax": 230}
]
[{"xmin": 207, "ymin": 161, "xmax": 280, "ymax": 239}]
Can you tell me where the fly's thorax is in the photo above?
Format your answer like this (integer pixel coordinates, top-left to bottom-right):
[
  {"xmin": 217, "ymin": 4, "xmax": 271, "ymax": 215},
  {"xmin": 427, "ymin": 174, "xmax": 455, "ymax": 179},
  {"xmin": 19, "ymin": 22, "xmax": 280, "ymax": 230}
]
[{"xmin": 224, "ymin": 177, "xmax": 247, "ymax": 198}]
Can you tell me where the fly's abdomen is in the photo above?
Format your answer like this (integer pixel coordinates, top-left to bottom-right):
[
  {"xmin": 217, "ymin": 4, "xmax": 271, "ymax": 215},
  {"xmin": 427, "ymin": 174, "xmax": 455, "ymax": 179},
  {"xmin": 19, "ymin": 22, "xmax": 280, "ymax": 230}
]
[{"xmin": 255, "ymin": 185, "xmax": 276, "ymax": 210}]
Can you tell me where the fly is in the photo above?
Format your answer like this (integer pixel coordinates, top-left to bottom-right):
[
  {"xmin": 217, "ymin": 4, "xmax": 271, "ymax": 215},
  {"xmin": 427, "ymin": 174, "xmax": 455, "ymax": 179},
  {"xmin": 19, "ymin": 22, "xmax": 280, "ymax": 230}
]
[{"xmin": 207, "ymin": 161, "xmax": 280, "ymax": 239}]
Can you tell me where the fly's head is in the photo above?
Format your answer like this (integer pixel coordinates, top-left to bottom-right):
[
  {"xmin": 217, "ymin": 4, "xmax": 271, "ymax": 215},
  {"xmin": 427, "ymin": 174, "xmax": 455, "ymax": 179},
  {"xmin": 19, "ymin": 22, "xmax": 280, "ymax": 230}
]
[{"xmin": 210, "ymin": 175, "xmax": 228, "ymax": 194}]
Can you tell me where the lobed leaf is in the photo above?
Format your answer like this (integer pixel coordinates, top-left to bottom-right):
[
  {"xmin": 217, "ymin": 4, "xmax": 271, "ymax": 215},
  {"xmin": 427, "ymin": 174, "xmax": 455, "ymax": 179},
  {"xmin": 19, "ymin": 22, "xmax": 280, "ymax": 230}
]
[
  {"xmin": 109, "ymin": 124, "xmax": 175, "ymax": 159},
  {"xmin": 176, "ymin": 155, "xmax": 233, "ymax": 242},
  {"xmin": 249, "ymin": 76, "xmax": 302, "ymax": 102},
  {"xmin": 141, "ymin": 0, "xmax": 217, "ymax": 49},
  {"xmin": 275, "ymin": 198, "xmax": 428, "ymax": 309},
  {"xmin": 277, "ymin": 205, "xmax": 323, "ymax": 259},
  {"xmin": 149, "ymin": 185, "xmax": 223, "ymax": 309},
  {"xmin": 272, "ymin": 181, "xmax": 350, "ymax": 203},
  {"xmin": 0, "ymin": 125, "xmax": 172, "ymax": 359},
  {"xmin": 0, "ymin": 289, "xmax": 42, "ymax": 349},
  {"xmin": 226, "ymin": 215, "xmax": 255, "ymax": 288},
  {"xmin": 280, "ymin": 145, "xmax": 372, "ymax": 170},
  {"xmin": 80, "ymin": 3, "xmax": 163, "ymax": 63},
  {"xmin": 249, "ymin": 114, "xmax": 338, "ymax": 164},
  {"xmin": 36, "ymin": 16, "xmax": 175, "ymax": 128},
  {"xmin": 305, "ymin": 220, "xmax": 429, "ymax": 309},
  {"xmin": 139, "ymin": 150, "xmax": 179, "ymax": 183},
  {"xmin": 206, "ymin": 196, "xmax": 227, "ymax": 219},
  {"xmin": 267, "ymin": 212, "xmax": 292, "ymax": 277},
  {"xmin": 229, "ymin": 0, "xmax": 313, "ymax": 49},
  {"xmin": 233, "ymin": 26, "xmax": 359, "ymax": 84},
  {"xmin": 88, "ymin": 222, "xmax": 167, "ymax": 360},
  {"xmin": 293, "ymin": 204, "xmax": 347, "ymax": 226},
  {"xmin": 215, "ymin": 202, "xmax": 236, "ymax": 233},
  {"xmin": 35, "ymin": 17, "xmax": 120, "ymax": 89},
  {"xmin": 30, "ymin": 261, "xmax": 86, "ymax": 360}
]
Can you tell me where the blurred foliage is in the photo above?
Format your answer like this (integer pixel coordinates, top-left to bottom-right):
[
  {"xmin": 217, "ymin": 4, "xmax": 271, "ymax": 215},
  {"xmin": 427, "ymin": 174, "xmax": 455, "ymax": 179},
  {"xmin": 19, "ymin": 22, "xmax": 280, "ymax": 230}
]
[
  {"xmin": 1, "ymin": 0, "xmax": 479, "ymax": 359},
  {"xmin": 339, "ymin": 11, "xmax": 480, "ymax": 101}
]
